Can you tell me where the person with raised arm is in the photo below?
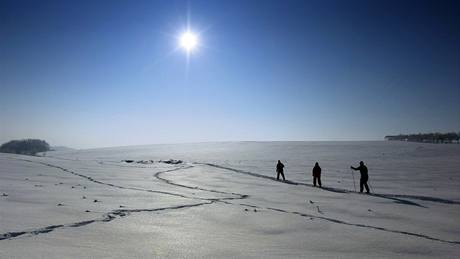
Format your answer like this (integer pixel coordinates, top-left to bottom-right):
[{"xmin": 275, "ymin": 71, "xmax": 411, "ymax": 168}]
[{"xmin": 351, "ymin": 161, "xmax": 370, "ymax": 193}]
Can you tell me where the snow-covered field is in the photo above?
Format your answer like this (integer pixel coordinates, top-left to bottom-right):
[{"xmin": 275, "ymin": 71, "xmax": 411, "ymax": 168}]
[{"xmin": 1, "ymin": 141, "xmax": 459, "ymax": 258}]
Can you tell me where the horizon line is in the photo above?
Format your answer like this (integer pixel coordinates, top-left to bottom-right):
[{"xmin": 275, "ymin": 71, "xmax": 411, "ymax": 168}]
[{"xmin": 55, "ymin": 139, "xmax": 388, "ymax": 150}]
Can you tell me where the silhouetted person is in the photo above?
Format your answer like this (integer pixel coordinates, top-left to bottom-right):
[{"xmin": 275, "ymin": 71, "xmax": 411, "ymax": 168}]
[
  {"xmin": 276, "ymin": 160, "xmax": 285, "ymax": 181},
  {"xmin": 351, "ymin": 161, "xmax": 370, "ymax": 193},
  {"xmin": 312, "ymin": 162, "xmax": 322, "ymax": 187}
]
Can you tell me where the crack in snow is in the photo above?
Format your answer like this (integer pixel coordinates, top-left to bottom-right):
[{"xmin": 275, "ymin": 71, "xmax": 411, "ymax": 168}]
[
  {"xmin": 3, "ymin": 157, "xmax": 459, "ymax": 245},
  {"xmin": 200, "ymin": 163, "xmax": 459, "ymax": 206}
]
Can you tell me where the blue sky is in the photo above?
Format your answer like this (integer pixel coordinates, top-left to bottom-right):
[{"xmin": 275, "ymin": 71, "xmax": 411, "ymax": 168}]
[{"xmin": 1, "ymin": 0, "xmax": 459, "ymax": 148}]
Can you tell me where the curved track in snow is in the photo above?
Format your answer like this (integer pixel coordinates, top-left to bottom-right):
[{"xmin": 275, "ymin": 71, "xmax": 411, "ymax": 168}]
[
  {"xmin": 2, "ymin": 157, "xmax": 459, "ymax": 245},
  {"xmin": 1, "ymin": 158, "xmax": 248, "ymax": 241},
  {"xmin": 200, "ymin": 163, "xmax": 460, "ymax": 205}
]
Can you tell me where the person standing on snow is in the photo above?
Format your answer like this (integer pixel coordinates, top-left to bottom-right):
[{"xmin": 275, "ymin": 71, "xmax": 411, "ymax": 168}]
[
  {"xmin": 351, "ymin": 161, "xmax": 370, "ymax": 193},
  {"xmin": 276, "ymin": 160, "xmax": 285, "ymax": 181},
  {"xmin": 312, "ymin": 162, "xmax": 322, "ymax": 187}
]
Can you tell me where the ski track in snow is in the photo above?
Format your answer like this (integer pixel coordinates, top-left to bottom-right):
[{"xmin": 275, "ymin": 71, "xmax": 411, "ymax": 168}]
[
  {"xmin": 0, "ymin": 157, "xmax": 248, "ymax": 241},
  {"xmin": 16, "ymin": 159, "xmax": 199, "ymax": 200},
  {"xmin": 160, "ymin": 163, "xmax": 460, "ymax": 245},
  {"xmin": 200, "ymin": 163, "xmax": 460, "ymax": 205},
  {"xmin": 153, "ymin": 169, "xmax": 248, "ymax": 201},
  {"xmin": 0, "ymin": 202, "xmax": 212, "ymax": 241},
  {"xmin": 1, "ymin": 157, "xmax": 459, "ymax": 245}
]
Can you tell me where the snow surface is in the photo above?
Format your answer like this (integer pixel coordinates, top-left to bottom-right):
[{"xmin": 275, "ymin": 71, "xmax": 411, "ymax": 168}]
[{"xmin": 1, "ymin": 141, "xmax": 459, "ymax": 258}]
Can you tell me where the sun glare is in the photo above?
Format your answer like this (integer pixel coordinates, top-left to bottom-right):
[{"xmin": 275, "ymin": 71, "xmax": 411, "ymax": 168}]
[{"xmin": 179, "ymin": 31, "xmax": 198, "ymax": 52}]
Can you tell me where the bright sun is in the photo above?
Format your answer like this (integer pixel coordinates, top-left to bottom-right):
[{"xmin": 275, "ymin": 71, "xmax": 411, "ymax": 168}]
[{"xmin": 179, "ymin": 31, "xmax": 198, "ymax": 52}]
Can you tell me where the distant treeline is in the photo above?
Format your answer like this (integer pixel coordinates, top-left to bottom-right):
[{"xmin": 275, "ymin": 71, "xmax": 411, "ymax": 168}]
[
  {"xmin": 385, "ymin": 132, "xmax": 460, "ymax": 143},
  {"xmin": 0, "ymin": 139, "xmax": 51, "ymax": 155}
]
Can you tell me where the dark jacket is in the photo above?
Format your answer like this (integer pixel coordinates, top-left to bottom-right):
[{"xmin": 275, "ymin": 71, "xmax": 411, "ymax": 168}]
[
  {"xmin": 312, "ymin": 165, "xmax": 321, "ymax": 177},
  {"xmin": 353, "ymin": 165, "xmax": 368, "ymax": 179},
  {"xmin": 276, "ymin": 162, "xmax": 284, "ymax": 173}
]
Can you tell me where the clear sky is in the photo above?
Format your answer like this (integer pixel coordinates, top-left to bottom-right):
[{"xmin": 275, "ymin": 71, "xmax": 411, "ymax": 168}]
[{"xmin": 1, "ymin": 0, "xmax": 459, "ymax": 148}]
